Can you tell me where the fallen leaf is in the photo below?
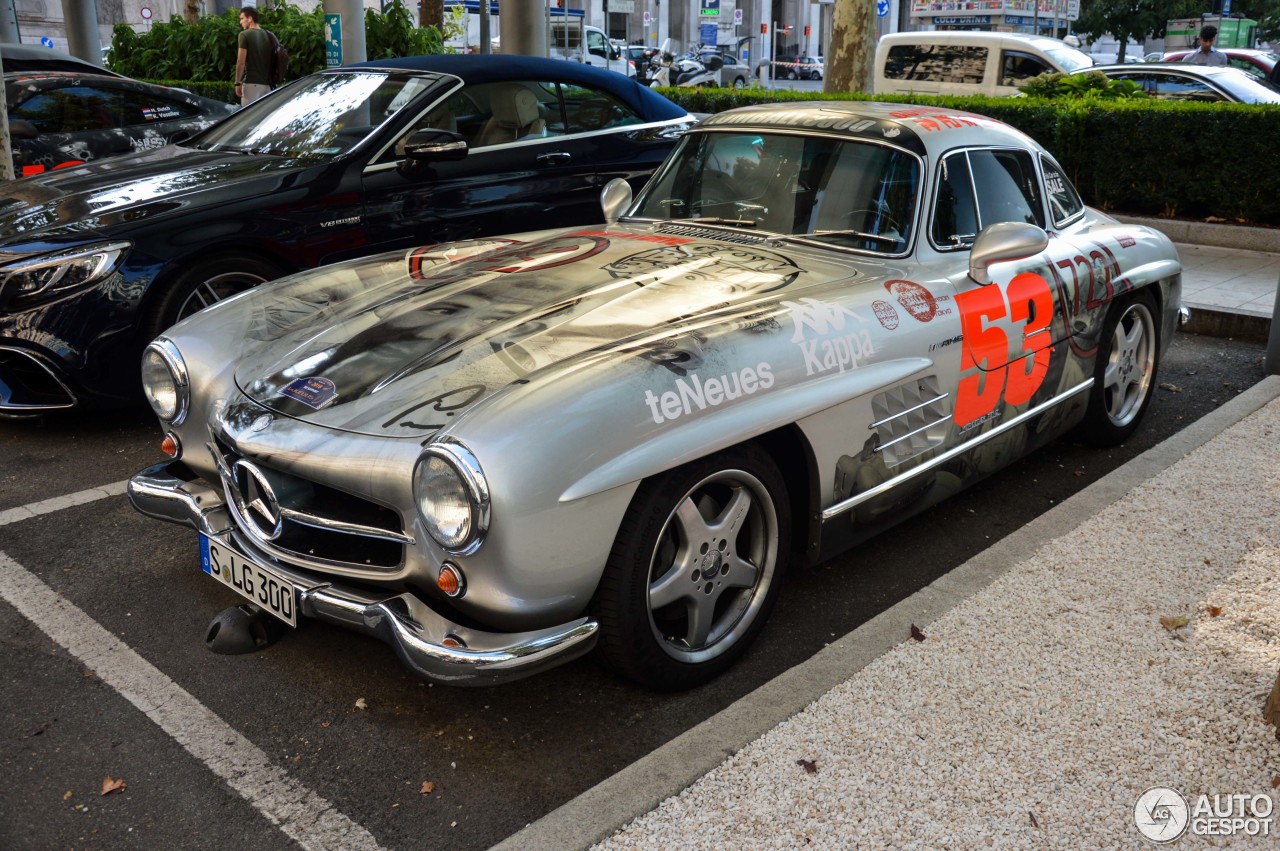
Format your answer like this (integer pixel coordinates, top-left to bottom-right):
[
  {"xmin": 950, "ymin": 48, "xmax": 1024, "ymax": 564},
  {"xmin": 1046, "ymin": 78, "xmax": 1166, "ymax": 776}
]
[
  {"xmin": 1073, "ymin": 470, "xmax": 1084, "ymax": 477},
  {"xmin": 1207, "ymin": 605, "xmax": 1224, "ymax": 618},
  {"xmin": 100, "ymin": 776, "xmax": 126, "ymax": 796},
  {"xmin": 24, "ymin": 722, "xmax": 49, "ymax": 738},
  {"xmin": 1160, "ymin": 615, "xmax": 1189, "ymax": 631},
  {"xmin": 391, "ymin": 802, "xmax": 400, "ymax": 808},
  {"xmin": 1272, "ymin": 776, "xmax": 1280, "ymax": 789},
  {"xmin": 1029, "ymin": 810, "xmax": 1040, "ymax": 829},
  {"xmin": 910, "ymin": 624, "xmax": 926, "ymax": 642},
  {"xmin": 292, "ymin": 754, "xmax": 301, "ymax": 765},
  {"xmin": 83, "ymin": 670, "xmax": 94, "ymax": 679},
  {"xmin": 420, "ymin": 781, "xmax": 436, "ymax": 794},
  {"xmin": 1159, "ymin": 383, "xmax": 1182, "ymax": 393},
  {"xmin": 796, "ymin": 758, "xmax": 818, "ymax": 774},
  {"xmin": 1205, "ymin": 215, "xmax": 1228, "ymax": 223},
  {"xmin": 355, "ymin": 698, "xmax": 368, "ymax": 711},
  {"xmin": 63, "ymin": 790, "xmax": 72, "ymax": 801},
  {"xmin": 321, "ymin": 721, "xmax": 330, "ymax": 728},
  {"xmin": 1204, "ymin": 559, "xmax": 1212, "ymax": 566}
]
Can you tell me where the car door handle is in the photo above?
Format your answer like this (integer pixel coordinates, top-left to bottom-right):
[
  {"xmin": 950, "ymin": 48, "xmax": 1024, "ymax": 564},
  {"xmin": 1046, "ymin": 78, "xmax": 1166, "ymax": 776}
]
[{"xmin": 537, "ymin": 151, "xmax": 571, "ymax": 166}]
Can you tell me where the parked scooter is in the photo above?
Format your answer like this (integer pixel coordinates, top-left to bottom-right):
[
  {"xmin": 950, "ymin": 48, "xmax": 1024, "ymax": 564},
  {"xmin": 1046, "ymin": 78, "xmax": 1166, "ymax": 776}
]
[
  {"xmin": 672, "ymin": 51, "xmax": 722, "ymax": 88},
  {"xmin": 648, "ymin": 51, "xmax": 674, "ymax": 88}
]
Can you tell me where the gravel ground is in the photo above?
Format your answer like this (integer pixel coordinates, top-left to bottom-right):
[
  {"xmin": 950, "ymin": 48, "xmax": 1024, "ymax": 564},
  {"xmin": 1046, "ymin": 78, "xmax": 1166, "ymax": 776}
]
[{"xmin": 595, "ymin": 394, "xmax": 1280, "ymax": 849}]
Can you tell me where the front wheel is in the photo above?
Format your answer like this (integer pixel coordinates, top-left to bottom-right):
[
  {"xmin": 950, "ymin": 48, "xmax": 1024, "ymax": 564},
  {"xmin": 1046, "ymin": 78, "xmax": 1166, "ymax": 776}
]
[
  {"xmin": 1077, "ymin": 290, "xmax": 1160, "ymax": 446},
  {"xmin": 142, "ymin": 255, "xmax": 285, "ymax": 340},
  {"xmin": 593, "ymin": 445, "xmax": 791, "ymax": 690},
  {"xmin": 732, "ymin": 76, "xmax": 746, "ymax": 89}
]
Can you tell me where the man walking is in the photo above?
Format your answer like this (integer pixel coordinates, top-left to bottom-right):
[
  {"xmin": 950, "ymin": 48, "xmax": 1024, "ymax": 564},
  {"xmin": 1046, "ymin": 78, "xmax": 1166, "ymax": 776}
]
[
  {"xmin": 1184, "ymin": 25, "xmax": 1228, "ymax": 67},
  {"xmin": 235, "ymin": 6, "xmax": 272, "ymax": 105}
]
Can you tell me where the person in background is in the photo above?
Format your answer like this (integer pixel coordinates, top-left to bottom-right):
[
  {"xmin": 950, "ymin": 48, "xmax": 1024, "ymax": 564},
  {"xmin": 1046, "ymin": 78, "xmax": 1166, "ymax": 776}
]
[
  {"xmin": 1184, "ymin": 25, "xmax": 1228, "ymax": 67},
  {"xmin": 235, "ymin": 6, "xmax": 272, "ymax": 105}
]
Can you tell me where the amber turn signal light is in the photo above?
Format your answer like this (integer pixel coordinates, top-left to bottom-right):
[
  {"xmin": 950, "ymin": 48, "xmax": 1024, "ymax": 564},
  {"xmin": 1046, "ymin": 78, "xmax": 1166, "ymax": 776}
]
[
  {"xmin": 437, "ymin": 563, "xmax": 465, "ymax": 598},
  {"xmin": 161, "ymin": 432, "xmax": 181, "ymax": 458}
]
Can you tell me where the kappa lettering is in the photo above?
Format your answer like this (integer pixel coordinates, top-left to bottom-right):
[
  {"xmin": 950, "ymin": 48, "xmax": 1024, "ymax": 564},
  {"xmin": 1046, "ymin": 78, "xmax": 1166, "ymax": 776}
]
[
  {"xmin": 644, "ymin": 363, "xmax": 775, "ymax": 424},
  {"xmin": 799, "ymin": 330, "xmax": 874, "ymax": 376}
]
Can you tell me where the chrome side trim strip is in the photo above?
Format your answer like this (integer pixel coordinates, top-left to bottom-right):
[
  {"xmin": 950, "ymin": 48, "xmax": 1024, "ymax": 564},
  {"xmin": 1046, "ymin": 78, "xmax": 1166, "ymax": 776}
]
[
  {"xmin": 822, "ymin": 379, "xmax": 1093, "ymax": 522},
  {"xmin": 867, "ymin": 391, "xmax": 950, "ymax": 429}
]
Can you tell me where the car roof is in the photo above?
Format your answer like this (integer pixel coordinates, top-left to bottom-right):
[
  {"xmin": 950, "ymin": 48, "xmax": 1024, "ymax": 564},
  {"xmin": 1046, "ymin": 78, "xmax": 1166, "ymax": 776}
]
[
  {"xmin": 694, "ymin": 100, "xmax": 1042, "ymax": 159},
  {"xmin": 345, "ymin": 54, "xmax": 689, "ymax": 121},
  {"xmin": 878, "ymin": 30, "xmax": 1067, "ymax": 51},
  {"xmin": 0, "ymin": 42, "xmax": 123, "ymax": 77},
  {"xmin": 1090, "ymin": 62, "xmax": 1243, "ymax": 77}
]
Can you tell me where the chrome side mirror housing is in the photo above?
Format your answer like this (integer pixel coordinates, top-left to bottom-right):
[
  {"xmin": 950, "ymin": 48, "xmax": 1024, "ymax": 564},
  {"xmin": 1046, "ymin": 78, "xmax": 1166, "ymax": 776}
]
[
  {"xmin": 600, "ymin": 178, "xmax": 633, "ymax": 225},
  {"xmin": 968, "ymin": 222, "xmax": 1049, "ymax": 286}
]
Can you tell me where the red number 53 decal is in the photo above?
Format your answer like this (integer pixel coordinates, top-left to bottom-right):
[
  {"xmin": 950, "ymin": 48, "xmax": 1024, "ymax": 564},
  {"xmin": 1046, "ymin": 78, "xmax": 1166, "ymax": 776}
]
[{"xmin": 953, "ymin": 272, "xmax": 1054, "ymax": 427}]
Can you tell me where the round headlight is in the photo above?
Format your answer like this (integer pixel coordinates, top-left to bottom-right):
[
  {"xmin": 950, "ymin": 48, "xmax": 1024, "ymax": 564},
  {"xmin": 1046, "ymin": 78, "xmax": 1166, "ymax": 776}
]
[
  {"xmin": 141, "ymin": 340, "xmax": 189, "ymax": 424},
  {"xmin": 413, "ymin": 443, "xmax": 489, "ymax": 554}
]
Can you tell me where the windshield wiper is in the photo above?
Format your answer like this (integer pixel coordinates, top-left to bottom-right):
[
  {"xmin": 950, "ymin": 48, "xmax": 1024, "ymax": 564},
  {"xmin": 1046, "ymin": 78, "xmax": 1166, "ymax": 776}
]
[
  {"xmin": 809, "ymin": 229, "xmax": 899, "ymax": 245},
  {"xmin": 669, "ymin": 217, "xmax": 758, "ymax": 229}
]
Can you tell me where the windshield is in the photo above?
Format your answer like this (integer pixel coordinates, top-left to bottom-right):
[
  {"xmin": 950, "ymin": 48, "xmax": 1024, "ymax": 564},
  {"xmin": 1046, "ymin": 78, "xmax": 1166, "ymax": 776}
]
[
  {"xmin": 1216, "ymin": 69, "xmax": 1280, "ymax": 103},
  {"xmin": 192, "ymin": 71, "xmax": 436, "ymax": 158},
  {"xmin": 629, "ymin": 131, "xmax": 921, "ymax": 254},
  {"xmin": 1045, "ymin": 46, "xmax": 1095, "ymax": 72}
]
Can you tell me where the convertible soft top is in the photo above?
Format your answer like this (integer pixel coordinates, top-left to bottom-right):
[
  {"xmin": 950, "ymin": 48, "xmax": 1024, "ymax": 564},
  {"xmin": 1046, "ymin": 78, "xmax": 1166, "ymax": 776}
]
[{"xmin": 346, "ymin": 53, "xmax": 689, "ymax": 123}]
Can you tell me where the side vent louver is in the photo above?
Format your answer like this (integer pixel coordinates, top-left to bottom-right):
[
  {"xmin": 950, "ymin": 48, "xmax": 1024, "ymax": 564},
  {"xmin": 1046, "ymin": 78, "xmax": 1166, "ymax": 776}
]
[{"xmin": 869, "ymin": 376, "xmax": 950, "ymax": 466}]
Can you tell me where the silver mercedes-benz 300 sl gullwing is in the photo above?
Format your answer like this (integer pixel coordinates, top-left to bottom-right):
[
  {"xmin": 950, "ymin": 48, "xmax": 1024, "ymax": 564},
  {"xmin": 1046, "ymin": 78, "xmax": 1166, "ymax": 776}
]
[{"xmin": 129, "ymin": 102, "xmax": 1185, "ymax": 689}]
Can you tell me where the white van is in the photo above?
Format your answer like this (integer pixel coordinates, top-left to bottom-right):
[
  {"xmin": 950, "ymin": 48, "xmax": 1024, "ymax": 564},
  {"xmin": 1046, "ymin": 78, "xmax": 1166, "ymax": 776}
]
[{"xmin": 874, "ymin": 31, "xmax": 1094, "ymax": 97}]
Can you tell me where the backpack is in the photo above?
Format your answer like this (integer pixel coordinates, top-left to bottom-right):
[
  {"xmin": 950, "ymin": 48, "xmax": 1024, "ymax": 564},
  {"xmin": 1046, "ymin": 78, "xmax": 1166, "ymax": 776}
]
[{"xmin": 265, "ymin": 30, "xmax": 289, "ymax": 87}]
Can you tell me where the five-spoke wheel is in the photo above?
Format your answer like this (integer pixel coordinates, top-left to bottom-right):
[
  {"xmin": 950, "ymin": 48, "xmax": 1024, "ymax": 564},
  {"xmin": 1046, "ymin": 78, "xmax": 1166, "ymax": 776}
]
[{"xmin": 1079, "ymin": 291, "xmax": 1160, "ymax": 446}]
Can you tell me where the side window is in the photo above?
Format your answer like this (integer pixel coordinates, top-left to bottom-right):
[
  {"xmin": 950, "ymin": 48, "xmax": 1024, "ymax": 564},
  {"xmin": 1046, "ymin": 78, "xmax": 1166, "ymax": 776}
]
[
  {"xmin": 969, "ymin": 148, "xmax": 1044, "ymax": 228},
  {"xmin": 118, "ymin": 90, "xmax": 199, "ymax": 126},
  {"xmin": 885, "ymin": 45, "xmax": 987, "ymax": 83},
  {"xmin": 459, "ymin": 81, "xmax": 557, "ymax": 148},
  {"xmin": 1001, "ymin": 51, "xmax": 1050, "ymax": 86},
  {"xmin": 1041, "ymin": 156, "xmax": 1084, "ymax": 227},
  {"xmin": 12, "ymin": 86, "xmax": 121, "ymax": 133},
  {"xmin": 586, "ymin": 30, "xmax": 609, "ymax": 59},
  {"xmin": 932, "ymin": 152, "xmax": 978, "ymax": 248},
  {"xmin": 1155, "ymin": 75, "xmax": 1227, "ymax": 101},
  {"xmin": 560, "ymin": 83, "xmax": 643, "ymax": 133}
]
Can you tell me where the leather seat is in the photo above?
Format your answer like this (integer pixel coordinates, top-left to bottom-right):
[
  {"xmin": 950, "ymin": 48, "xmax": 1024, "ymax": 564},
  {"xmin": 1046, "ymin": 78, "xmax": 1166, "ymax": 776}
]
[{"xmin": 475, "ymin": 84, "xmax": 546, "ymax": 146}]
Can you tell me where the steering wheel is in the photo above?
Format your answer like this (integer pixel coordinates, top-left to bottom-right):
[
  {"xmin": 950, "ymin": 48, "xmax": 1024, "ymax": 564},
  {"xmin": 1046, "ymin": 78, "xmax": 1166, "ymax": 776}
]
[{"xmin": 840, "ymin": 208, "xmax": 902, "ymax": 235}]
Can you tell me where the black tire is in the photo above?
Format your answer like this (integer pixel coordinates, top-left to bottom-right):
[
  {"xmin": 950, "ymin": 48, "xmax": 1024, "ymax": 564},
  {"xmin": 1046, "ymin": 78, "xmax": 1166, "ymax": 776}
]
[
  {"xmin": 732, "ymin": 76, "xmax": 746, "ymax": 89},
  {"xmin": 143, "ymin": 255, "xmax": 285, "ymax": 340},
  {"xmin": 593, "ymin": 445, "xmax": 790, "ymax": 690},
  {"xmin": 1077, "ymin": 289, "xmax": 1161, "ymax": 447},
  {"xmin": 787, "ymin": 69, "xmax": 798, "ymax": 80}
]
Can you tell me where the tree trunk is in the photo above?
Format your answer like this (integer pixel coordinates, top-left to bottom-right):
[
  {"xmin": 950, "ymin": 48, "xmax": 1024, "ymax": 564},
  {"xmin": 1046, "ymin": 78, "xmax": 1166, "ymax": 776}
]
[
  {"xmin": 183, "ymin": 0, "xmax": 199, "ymax": 26},
  {"xmin": 421, "ymin": 0, "xmax": 444, "ymax": 29},
  {"xmin": 825, "ymin": 0, "xmax": 876, "ymax": 94}
]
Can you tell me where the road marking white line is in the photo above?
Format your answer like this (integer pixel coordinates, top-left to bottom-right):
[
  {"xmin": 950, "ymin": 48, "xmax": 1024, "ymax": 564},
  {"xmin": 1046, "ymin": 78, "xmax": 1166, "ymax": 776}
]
[
  {"xmin": 0, "ymin": 480, "xmax": 130, "ymax": 527},
  {"xmin": 0, "ymin": 550, "xmax": 386, "ymax": 851}
]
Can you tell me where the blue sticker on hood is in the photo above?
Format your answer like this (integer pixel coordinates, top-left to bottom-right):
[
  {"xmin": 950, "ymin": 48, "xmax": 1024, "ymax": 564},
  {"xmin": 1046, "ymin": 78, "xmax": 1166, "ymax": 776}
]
[{"xmin": 279, "ymin": 376, "xmax": 339, "ymax": 409}]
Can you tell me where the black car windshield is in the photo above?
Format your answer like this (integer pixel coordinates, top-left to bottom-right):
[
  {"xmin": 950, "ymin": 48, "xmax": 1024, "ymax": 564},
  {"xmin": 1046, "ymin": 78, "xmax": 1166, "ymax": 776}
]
[
  {"xmin": 192, "ymin": 71, "xmax": 436, "ymax": 158},
  {"xmin": 630, "ymin": 131, "xmax": 921, "ymax": 254}
]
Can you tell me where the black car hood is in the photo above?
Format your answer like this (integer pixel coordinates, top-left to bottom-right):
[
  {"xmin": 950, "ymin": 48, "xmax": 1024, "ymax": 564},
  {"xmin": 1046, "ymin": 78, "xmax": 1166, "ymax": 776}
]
[{"xmin": 0, "ymin": 145, "xmax": 309, "ymax": 243}]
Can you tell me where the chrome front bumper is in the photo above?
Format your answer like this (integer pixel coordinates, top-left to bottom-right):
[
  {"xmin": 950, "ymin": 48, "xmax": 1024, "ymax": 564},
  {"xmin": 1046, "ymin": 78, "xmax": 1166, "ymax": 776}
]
[{"xmin": 128, "ymin": 462, "xmax": 599, "ymax": 686}]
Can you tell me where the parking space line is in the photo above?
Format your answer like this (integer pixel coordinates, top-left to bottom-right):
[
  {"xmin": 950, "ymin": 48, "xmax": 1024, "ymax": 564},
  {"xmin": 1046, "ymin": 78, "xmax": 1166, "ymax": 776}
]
[
  {"xmin": 0, "ymin": 550, "xmax": 386, "ymax": 851},
  {"xmin": 0, "ymin": 480, "xmax": 130, "ymax": 527}
]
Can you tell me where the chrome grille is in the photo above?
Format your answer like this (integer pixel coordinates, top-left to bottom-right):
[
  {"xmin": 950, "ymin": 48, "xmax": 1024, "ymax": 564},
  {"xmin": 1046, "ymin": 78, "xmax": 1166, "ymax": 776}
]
[
  {"xmin": 656, "ymin": 224, "xmax": 770, "ymax": 245},
  {"xmin": 869, "ymin": 376, "xmax": 950, "ymax": 466},
  {"xmin": 211, "ymin": 437, "xmax": 410, "ymax": 572}
]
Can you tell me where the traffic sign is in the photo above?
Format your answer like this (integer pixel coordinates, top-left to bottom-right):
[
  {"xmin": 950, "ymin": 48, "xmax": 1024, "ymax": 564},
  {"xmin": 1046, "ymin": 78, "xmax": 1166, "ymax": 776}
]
[
  {"xmin": 643, "ymin": 10, "xmax": 651, "ymax": 25},
  {"xmin": 325, "ymin": 14, "xmax": 342, "ymax": 67},
  {"xmin": 877, "ymin": 0, "xmax": 890, "ymax": 17},
  {"xmin": 140, "ymin": 6, "xmax": 152, "ymax": 20},
  {"xmin": 699, "ymin": 0, "xmax": 720, "ymax": 17},
  {"xmin": 40, "ymin": 36, "xmax": 53, "ymax": 48},
  {"xmin": 734, "ymin": 8, "xmax": 743, "ymax": 25}
]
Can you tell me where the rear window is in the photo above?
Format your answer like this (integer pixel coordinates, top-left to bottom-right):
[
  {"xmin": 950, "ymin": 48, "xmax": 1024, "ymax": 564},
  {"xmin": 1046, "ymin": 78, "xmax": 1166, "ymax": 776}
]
[{"xmin": 885, "ymin": 44, "xmax": 988, "ymax": 84}]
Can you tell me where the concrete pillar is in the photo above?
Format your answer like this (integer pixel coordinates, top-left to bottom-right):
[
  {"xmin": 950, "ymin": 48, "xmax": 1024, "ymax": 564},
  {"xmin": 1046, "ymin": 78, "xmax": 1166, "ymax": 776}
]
[
  {"xmin": 0, "ymin": 0, "xmax": 21, "ymax": 44},
  {"xmin": 323, "ymin": 0, "xmax": 366, "ymax": 66},
  {"xmin": 62, "ymin": 0, "xmax": 104, "ymax": 67},
  {"xmin": 499, "ymin": 0, "xmax": 547, "ymax": 57},
  {"xmin": 0, "ymin": 43, "xmax": 15, "ymax": 182}
]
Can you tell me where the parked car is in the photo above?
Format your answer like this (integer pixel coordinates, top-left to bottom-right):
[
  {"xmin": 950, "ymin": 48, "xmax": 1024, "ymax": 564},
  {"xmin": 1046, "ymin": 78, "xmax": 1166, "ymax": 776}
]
[
  {"xmin": 875, "ymin": 31, "xmax": 1094, "ymax": 96},
  {"xmin": 695, "ymin": 49, "xmax": 751, "ymax": 88},
  {"xmin": 789, "ymin": 56, "xmax": 825, "ymax": 80},
  {"xmin": 0, "ymin": 42, "xmax": 123, "ymax": 76},
  {"xmin": 1083, "ymin": 63, "xmax": 1280, "ymax": 103},
  {"xmin": 0, "ymin": 55, "xmax": 694, "ymax": 414},
  {"xmin": 129, "ymin": 101, "xmax": 1184, "ymax": 689},
  {"xmin": 1162, "ymin": 47, "xmax": 1277, "ymax": 79},
  {"xmin": 5, "ymin": 71, "xmax": 238, "ymax": 178}
]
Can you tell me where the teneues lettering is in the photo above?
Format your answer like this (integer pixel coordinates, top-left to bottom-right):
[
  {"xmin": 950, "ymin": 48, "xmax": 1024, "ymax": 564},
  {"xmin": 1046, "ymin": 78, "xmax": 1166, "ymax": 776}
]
[{"xmin": 644, "ymin": 363, "xmax": 775, "ymax": 424}]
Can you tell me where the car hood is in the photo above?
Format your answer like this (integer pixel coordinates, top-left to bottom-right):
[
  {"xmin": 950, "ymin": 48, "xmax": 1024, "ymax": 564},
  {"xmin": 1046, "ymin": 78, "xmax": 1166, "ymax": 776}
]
[
  {"xmin": 0, "ymin": 145, "xmax": 308, "ymax": 242},
  {"xmin": 223, "ymin": 227, "xmax": 866, "ymax": 437}
]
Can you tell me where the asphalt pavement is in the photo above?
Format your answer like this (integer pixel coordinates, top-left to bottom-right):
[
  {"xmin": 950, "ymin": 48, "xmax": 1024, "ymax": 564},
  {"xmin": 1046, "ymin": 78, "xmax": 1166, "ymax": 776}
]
[{"xmin": 500, "ymin": 225, "xmax": 1280, "ymax": 848}]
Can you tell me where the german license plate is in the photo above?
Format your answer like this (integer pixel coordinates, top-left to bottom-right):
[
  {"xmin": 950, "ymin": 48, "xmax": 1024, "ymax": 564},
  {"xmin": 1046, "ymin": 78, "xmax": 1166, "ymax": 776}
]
[{"xmin": 199, "ymin": 534, "xmax": 298, "ymax": 627}]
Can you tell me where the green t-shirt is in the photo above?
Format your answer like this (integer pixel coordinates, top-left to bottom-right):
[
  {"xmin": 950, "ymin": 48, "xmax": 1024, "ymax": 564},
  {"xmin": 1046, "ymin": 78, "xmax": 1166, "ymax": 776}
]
[{"xmin": 238, "ymin": 27, "xmax": 273, "ymax": 86}]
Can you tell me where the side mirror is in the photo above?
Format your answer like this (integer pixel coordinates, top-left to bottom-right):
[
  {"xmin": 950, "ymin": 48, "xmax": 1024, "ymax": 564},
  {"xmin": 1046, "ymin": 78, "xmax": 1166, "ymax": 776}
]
[
  {"xmin": 968, "ymin": 221, "xmax": 1049, "ymax": 286},
  {"xmin": 600, "ymin": 177, "xmax": 632, "ymax": 225},
  {"xmin": 403, "ymin": 128, "xmax": 468, "ymax": 163},
  {"xmin": 8, "ymin": 119, "xmax": 38, "ymax": 140}
]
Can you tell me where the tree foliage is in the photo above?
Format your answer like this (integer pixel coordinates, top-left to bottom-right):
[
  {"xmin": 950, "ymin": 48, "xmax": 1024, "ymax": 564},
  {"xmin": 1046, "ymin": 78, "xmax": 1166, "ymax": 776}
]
[
  {"xmin": 107, "ymin": 2, "xmax": 445, "ymax": 83},
  {"xmin": 1074, "ymin": 0, "xmax": 1198, "ymax": 60}
]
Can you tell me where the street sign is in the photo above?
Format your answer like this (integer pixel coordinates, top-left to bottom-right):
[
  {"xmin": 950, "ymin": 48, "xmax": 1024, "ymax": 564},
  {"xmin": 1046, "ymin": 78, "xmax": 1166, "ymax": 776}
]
[
  {"xmin": 877, "ymin": 0, "xmax": 890, "ymax": 18},
  {"xmin": 700, "ymin": 22, "xmax": 717, "ymax": 43},
  {"xmin": 325, "ymin": 14, "xmax": 342, "ymax": 68},
  {"xmin": 40, "ymin": 37, "xmax": 53, "ymax": 48},
  {"xmin": 699, "ymin": 0, "xmax": 720, "ymax": 17},
  {"xmin": 734, "ymin": 8, "xmax": 743, "ymax": 24},
  {"xmin": 643, "ymin": 10, "xmax": 651, "ymax": 25},
  {"xmin": 1222, "ymin": 0, "xmax": 1232, "ymax": 13},
  {"xmin": 140, "ymin": 6, "xmax": 152, "ymax": 20}
]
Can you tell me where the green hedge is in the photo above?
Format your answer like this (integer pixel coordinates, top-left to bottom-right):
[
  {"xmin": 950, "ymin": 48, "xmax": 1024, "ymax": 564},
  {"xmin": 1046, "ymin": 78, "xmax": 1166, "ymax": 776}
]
[{"xmin": 659, "ymin": 88, "xmax": 1280, "ymax": 226}]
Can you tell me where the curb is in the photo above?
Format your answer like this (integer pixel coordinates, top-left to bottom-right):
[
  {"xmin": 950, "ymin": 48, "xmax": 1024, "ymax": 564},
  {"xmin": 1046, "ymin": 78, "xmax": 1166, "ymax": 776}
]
[
  {"xmin": 491, "ymin": 375, "xmax": 1280, "ymax": 851},
  {"xmin": 1115, "ymin": 214, "xmax": 1280, "ymax": 254},
  {"xmin": 1183, "ymin": 306, "xmax": 1271, "ymax": 344}
]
